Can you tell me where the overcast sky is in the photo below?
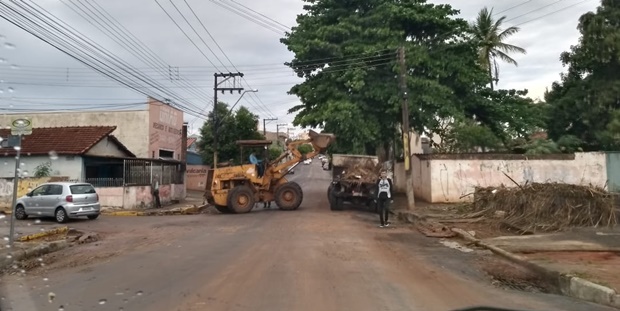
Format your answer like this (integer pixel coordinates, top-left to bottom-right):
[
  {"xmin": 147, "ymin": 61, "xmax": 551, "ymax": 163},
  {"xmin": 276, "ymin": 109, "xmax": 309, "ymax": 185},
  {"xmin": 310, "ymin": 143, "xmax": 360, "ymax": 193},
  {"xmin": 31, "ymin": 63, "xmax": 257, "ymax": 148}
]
[{"xmin": 0, "ymin": 0, "xmax": 599, "ymax": 135}]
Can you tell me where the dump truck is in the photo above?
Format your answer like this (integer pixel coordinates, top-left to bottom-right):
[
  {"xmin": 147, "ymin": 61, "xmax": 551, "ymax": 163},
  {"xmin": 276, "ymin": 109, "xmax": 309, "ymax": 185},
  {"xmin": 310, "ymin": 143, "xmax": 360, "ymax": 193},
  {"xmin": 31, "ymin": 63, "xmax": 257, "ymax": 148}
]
[
  {"xmin": 204, "ymin": 130, "xmax": 336, "ymax": 214},
  {"xmin": 327, "ymin": 154, "xmax": 381, "ymax": 211}
]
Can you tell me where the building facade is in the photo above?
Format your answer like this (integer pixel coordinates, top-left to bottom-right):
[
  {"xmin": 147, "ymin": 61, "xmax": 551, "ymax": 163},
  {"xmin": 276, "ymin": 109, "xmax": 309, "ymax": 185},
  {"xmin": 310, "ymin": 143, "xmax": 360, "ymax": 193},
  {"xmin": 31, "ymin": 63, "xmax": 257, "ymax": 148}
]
[{"xmin": 0, "ymin": 97, "xmax": 184, "ymax": 160}]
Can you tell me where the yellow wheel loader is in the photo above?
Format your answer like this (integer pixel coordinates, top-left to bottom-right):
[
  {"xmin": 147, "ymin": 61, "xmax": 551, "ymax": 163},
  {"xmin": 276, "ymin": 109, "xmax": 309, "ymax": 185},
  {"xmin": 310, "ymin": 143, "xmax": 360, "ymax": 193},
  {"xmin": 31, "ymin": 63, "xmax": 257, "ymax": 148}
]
[{"xmin": 204, "ymin": 130, "xmax": 336, "ymax": 214}]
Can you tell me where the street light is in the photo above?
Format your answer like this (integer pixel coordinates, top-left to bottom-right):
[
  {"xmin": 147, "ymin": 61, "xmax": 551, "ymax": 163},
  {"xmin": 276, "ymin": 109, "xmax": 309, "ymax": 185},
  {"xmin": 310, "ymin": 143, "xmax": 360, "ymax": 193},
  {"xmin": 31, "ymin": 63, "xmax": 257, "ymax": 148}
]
[
  {"xmin": 212, "ymin": 89, "xmax": 258, "ymax": 166},
  {"xmin": 215, "ymin": 89, "xmax": 258, "ymax": 129},
  {"xmin": 228, "ymin": 89, "xmax": 258, "ymax": 114}
]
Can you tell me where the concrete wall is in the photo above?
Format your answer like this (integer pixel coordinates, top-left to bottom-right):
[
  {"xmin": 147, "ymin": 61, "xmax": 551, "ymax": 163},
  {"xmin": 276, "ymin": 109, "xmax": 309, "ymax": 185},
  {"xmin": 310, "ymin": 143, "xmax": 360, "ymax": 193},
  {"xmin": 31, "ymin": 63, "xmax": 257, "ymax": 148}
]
[
  {"xmin": 0, "ymin": 155, "xmax": 83, "ymax": 179},
  {"xmin": 186, "ymin": 165, "xmax": 209, "ymax": 191},
  {"xmin": 0, "ymin": 176, "xmax": 69, "ymax": 208},
  {"xmin": 393, "ymin": 152, "xmax": 608, "ymax": 203},
  {"xmin": 99, "ymin": 183, "xmax": 186, "ymax": 209},
  {"xmin": 0, "ymin": 110, "xmax": 150, "ymax": 157},
  {"xmin": 148, "ymin": 99, "xmax": 184, "ymax": 160}
]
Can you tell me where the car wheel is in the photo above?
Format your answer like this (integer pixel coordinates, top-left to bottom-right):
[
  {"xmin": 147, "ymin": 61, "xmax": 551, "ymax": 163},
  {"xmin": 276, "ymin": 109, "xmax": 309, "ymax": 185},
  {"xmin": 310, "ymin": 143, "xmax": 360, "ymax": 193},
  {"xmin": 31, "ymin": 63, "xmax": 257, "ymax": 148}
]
[
  {"xmin": 14, "ymin": 205, "xmax": 27, "ymax": 220},
  {"xmin": 55, "ymin": 207, "xmax": 68, "ymax": 224}
]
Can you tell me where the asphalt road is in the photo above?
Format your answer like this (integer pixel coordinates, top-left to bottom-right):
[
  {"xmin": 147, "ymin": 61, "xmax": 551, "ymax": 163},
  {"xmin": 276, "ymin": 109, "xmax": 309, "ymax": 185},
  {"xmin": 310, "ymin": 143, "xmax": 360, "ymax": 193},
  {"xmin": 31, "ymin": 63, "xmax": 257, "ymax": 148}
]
[{"xmin": 0, "ymin": 163, "xmax": 615, "ymax": 311}]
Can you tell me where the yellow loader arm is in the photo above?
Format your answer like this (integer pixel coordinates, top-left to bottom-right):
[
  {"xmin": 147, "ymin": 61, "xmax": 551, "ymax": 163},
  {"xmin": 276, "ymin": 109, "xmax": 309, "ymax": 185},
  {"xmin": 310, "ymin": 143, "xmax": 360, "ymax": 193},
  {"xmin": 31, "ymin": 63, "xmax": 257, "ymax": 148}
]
[{"xmin": 270, "ymin": 130, "xmax": 335, "ymax": 174}]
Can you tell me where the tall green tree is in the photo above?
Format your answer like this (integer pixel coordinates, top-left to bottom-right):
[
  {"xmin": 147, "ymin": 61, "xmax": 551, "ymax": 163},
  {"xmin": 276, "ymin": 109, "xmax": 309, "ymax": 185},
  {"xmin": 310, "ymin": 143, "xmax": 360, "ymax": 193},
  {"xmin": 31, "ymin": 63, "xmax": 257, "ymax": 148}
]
[
  {"xmin": 281, "ymin": 0, "xmax": 490, "ymax": 155},
  {"xmin": 470, "ymin": 7, "xmax": 526, "ymax": 89},
  {"xmin": 545, "ymin": 0, "xmax": 620, "ymax": 150},
  {"xmin": 198, "ymin": 103, "xmax": 264, "ymax": 165}
]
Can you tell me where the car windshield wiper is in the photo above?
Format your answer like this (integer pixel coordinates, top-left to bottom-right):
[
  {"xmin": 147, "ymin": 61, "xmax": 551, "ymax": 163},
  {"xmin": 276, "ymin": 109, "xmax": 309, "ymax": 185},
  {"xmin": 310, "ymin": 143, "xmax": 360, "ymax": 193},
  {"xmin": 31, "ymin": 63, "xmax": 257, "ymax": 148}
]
[{"xmin": 452, "ymin": 307, "xmax": 539, "ymax": 311}]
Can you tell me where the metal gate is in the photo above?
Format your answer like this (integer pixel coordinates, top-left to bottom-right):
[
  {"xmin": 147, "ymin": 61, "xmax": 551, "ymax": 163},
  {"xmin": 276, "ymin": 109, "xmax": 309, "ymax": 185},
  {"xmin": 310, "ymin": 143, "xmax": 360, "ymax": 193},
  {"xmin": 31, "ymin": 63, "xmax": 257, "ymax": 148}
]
[{"xmin": 606, "ymin": 152, "xmax": 620, "ymax": 192}]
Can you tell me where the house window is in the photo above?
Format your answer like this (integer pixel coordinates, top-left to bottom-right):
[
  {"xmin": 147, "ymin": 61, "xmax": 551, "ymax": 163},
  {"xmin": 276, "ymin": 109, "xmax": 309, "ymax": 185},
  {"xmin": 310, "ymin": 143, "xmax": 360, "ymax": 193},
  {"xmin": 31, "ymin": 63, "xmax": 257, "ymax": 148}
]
[{"xmin": 159, "ymin": 149, "xmax": 174, "ymax": 159}]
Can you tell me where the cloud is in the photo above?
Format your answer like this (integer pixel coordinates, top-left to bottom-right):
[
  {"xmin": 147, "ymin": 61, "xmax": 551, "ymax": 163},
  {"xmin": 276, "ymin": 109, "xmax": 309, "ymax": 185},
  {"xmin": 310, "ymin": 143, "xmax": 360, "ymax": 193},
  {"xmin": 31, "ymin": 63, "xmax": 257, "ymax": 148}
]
[{"xmin": 0, "ymin": 0, "xmax": 599, "ymax": 135}]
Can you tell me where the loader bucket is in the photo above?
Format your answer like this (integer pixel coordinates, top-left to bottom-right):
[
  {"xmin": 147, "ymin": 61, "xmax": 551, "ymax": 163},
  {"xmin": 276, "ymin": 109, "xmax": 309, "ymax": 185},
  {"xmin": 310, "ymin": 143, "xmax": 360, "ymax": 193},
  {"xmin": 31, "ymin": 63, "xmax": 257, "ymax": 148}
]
[{"xmin": 309, "ymin": 130, "xmax": 336, "ymax": 150}]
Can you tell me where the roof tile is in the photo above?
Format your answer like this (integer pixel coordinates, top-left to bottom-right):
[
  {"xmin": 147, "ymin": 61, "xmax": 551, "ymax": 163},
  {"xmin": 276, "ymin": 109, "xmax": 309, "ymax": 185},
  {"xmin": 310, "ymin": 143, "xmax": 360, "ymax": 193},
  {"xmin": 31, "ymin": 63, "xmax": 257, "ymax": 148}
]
[{"xmin": 0, "ymin": 126, "xmax": 116, "ymax": 156}]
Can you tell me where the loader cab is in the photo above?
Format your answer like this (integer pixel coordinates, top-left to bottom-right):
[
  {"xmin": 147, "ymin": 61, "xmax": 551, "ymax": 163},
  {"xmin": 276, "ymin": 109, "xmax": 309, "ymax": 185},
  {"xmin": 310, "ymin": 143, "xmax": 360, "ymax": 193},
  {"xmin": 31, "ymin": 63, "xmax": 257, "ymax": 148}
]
[{"xmin": 236, "ymin": 139, "xmax": 272, "ymax": 165}]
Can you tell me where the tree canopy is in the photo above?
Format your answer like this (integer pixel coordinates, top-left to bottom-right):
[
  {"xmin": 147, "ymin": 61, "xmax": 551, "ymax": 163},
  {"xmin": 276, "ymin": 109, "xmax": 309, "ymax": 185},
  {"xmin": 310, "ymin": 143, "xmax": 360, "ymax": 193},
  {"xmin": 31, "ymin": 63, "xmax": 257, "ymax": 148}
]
[
  {"xmin": 281, "ymin": 0, "xmax": 542, "ymax": 155},
  {"xmin": 198, "ymin": 103, "xmax": 264, "ymax": 166},
  {"xmin": 545, "ymin": 0, "xmax": 620, "ymax": 151},
  {"xmin": 470, "ymin": 7, "xmax": 526, "ymax": 88},
  {"xmin": 281, "ymin": 0, "xmax": 490, "ymax": 154}
]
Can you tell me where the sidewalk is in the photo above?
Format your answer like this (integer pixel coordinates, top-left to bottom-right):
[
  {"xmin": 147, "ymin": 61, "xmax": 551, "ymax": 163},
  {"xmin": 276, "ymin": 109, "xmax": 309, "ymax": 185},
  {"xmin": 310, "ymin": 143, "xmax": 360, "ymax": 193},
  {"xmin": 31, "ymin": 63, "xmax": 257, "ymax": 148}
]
[
  {"xmin": 102, "ymin": 190, "xmax": 208, "ymax": 216},
  {"xmin": 393, "ymin": 204, "xmax": 620, "ymax": 309}
]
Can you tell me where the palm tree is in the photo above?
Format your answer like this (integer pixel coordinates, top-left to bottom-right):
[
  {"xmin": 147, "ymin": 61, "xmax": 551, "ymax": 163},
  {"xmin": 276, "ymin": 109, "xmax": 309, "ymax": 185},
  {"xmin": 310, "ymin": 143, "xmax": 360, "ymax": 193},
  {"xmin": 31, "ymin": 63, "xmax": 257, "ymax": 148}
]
[{"xmin": 471, "ymin": 7, "xmax": 526, "ymax": 89}]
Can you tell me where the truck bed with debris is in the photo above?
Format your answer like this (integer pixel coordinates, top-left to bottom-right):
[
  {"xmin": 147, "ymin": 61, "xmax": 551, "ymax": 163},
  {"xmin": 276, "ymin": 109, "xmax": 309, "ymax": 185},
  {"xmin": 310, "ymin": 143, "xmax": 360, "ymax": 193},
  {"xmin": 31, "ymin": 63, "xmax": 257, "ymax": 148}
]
[{"xmin": 327, "ymin": 154, "xmax": 381, "ymax": 211}]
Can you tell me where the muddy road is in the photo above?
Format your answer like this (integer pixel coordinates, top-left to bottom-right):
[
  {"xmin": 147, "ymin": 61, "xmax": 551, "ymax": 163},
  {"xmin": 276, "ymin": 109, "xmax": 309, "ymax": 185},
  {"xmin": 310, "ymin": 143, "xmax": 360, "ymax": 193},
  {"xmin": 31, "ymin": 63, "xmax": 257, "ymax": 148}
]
[{"xmin": 0, "ymin": 163, "xmax": 614, "ymax": 311}]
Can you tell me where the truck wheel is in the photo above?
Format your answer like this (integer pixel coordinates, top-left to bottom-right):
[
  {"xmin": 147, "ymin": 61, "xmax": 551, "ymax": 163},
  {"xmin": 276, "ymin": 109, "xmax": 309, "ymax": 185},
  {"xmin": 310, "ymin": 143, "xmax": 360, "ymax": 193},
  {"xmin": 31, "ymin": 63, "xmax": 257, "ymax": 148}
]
[
  {"xmin": 275, "ymin": 182, "xmax": 303, "ymax": 211},
  {"xmin": 328, "ymin": 187, "xmax": 340, "ymax": 211},
  {"xmin": 327, "ymin": 185, "xmax": 334, "ymax": 206},
  {"xmin": 227, "ymin": 186, "xmax": 256, "ymax": 214},
  {"xmin": 214, "ymin": 205, "xmax": 233, "ymax": 214}
]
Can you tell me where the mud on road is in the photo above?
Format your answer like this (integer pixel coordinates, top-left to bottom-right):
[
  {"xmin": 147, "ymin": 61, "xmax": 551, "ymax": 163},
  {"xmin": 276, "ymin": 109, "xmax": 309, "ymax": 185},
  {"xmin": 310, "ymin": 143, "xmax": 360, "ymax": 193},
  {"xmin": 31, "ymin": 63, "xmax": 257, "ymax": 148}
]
[{"xmin": 1, "ymin": 164, "xmax": 616, "ymax": 311}]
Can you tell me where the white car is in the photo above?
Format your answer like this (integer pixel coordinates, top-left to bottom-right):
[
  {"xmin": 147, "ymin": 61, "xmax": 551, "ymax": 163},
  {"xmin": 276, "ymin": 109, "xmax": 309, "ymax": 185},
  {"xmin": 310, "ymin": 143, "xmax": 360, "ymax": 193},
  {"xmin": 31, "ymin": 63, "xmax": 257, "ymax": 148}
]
[{"xmin": 303, "ymin": 159, "xmax": 312, "ymax": 165}]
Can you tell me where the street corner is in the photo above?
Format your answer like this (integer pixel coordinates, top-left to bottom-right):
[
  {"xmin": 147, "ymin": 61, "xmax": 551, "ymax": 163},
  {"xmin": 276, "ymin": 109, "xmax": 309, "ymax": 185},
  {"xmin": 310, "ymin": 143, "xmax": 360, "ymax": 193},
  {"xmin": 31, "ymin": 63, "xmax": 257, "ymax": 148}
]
[
  {"xmin": 18, "ymin": 226, "xmax": 69, "ymax": 242},
  {"xmin": 101, "ymin": 204, "xmax": 208, "ymax": 217}
]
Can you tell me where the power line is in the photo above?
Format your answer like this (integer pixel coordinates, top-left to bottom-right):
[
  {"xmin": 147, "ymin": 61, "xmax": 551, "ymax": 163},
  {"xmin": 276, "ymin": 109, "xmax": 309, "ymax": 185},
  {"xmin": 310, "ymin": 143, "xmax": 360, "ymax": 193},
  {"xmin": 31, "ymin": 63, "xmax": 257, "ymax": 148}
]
[
  {"xmin": 208, "ymin": 0, "xmax": 285, "ymax": 35},
  {"xmin": 512, "ymin": 0, "xmax": 593, "ymax": 27},
  {"xmin": 504, "ymin": 0, "xmax": 567, "ymax": 23},
  {"xmin": 493, "ymin": 0, "xmax": 535, "ymax": 16},
  {"xmin": 81, "ymin": 0, "xmax": 214, "ymax": 107},
  {"xmin": 228, "ymin": 0, "xmax": 291, "ymax": 30},
  {"xmin": 162, "ymin": 0, "xmax": 276, "ymax": 118},
  {"xmin": 0, "ymin": 1, "xmax": 208, "ymax": 119},
  {"xmin": 182, "ymin": 0, "xmax": 274, "ymax": 117},
  {"xmin": 153, "ymin": 0, "xmax": 221, "ymax": 71},
  {"xmin": 60, "ymin": 0, "xmax": 208, "ymax": 113}
]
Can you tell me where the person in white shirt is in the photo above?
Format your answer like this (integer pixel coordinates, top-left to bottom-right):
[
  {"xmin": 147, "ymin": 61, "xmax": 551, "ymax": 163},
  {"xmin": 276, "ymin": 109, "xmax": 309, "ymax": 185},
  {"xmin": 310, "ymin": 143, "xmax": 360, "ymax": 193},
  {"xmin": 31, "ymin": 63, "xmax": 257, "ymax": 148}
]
[{"xmin": 375, "ymin": 169, "xmax": 394, "ymax": 228}]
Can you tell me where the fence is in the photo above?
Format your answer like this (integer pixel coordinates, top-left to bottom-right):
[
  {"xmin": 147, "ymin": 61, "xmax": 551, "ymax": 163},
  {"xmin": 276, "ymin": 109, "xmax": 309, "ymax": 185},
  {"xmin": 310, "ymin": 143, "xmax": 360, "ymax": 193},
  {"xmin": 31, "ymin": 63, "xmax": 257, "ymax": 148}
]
[
  {"xmin": 123, "ymin": 159, "xmax": 184, "ymax": 186},
  {"xmin": 84, "ymin": 178, "xmax": 124, "ymax": 188}
]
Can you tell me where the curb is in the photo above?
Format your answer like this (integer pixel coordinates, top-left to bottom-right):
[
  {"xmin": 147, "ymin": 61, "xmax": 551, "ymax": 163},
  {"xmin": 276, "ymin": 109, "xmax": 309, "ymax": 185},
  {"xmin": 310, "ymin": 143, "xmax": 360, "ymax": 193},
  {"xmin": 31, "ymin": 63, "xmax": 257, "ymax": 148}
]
[
  {"xmin": 101, "ymin": 205, "xmax": 208, "ymax": 217},
  {"xmin": 451, "ymin": 228, "xmax": 620, "ymax": 309},
  {"xmin": 0, "ymin": 240, "xmax": 69, "ymax": 271},
  {"xmin": 18, "ymin": 226, "xmax": 69, "ymax": 242},
  {"xmin": 394, "ymin": 210, "xmax": 426, "ymax": 223}
]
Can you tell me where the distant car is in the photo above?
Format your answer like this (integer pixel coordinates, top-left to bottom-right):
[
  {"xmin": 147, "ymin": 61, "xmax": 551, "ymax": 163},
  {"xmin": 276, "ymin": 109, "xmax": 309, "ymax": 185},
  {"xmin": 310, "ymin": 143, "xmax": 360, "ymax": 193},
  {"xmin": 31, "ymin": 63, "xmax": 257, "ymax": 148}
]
[
  {"xmin": 14, "ymin": 182, "xmax": 101, "ymax": 223},
  {"xmin": 303, "ymin": 159, "xmax": 312, "ymax": 165}
]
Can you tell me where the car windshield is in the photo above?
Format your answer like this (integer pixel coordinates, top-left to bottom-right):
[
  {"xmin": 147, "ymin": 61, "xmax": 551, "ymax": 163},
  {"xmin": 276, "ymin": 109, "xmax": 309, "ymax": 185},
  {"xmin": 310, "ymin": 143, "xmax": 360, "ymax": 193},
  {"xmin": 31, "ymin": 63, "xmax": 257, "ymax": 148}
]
[{"xmin": 69, "ymin": 184, "xmax": 96, "ymax": 194}]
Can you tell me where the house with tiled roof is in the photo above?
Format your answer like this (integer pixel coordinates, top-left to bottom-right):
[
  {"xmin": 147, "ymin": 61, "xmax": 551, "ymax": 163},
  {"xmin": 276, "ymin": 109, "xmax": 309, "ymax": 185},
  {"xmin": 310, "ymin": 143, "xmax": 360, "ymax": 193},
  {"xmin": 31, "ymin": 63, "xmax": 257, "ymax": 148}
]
[
  {"xmin": 0, "ymin": 125, "xmax": 186, "ymax": 209},
  {"xmin": 0, "ymin": 126, "xmax": 134, "ymax": 180}
]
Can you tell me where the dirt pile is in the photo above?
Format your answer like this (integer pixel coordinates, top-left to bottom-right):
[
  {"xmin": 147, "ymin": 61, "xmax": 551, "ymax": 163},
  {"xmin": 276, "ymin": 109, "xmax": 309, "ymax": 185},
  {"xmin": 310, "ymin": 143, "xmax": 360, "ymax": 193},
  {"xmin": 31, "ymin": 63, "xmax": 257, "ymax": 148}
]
[
  {"xmin": 340, "ymin": 158, "xmax": 382, "ymax": 183},
  {"xmin": 473, "ymin": 183, "xmax": 617, "ymax": 232}
]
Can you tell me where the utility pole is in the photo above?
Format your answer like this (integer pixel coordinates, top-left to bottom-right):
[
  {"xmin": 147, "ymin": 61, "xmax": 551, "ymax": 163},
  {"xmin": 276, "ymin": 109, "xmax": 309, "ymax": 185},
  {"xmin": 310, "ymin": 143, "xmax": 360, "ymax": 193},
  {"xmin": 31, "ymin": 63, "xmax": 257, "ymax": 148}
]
[
  {"xmin": 263, "ymin": 117, "xmax": 277, "ymax": 137},
  {"xmin": 398, "ymin": 46, "xmax": 415, "ymax": 210},
  {"xmin": 213, "ymin": 72, "xmax": 244, "ymax": 168},
  {"xmin": 276, "ymin": 123, "xmax": 287, "ymax": 147}
]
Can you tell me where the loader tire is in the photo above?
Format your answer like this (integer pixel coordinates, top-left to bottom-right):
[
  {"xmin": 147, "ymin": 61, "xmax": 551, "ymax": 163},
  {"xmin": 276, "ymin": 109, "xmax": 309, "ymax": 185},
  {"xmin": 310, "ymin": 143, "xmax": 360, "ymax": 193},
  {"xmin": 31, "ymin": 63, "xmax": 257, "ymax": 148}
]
[
  {"xmin": 227, "ymin": 185, "xmax": 256, "ymax": 214},
  {"xmin": 275, "ymin": 182, "xmax": 303, "ymax": 211},
  {"xmin": 214, "ymin": 205, "xmax": 233, "ymax": 214}
]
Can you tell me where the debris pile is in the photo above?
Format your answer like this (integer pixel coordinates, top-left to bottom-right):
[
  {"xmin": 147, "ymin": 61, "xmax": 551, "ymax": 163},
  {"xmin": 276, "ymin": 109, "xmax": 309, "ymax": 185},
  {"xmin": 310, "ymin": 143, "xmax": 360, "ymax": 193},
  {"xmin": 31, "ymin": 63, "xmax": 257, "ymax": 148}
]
[
  {"xmin": 473, "ymin": 183, "xmax": 617, "ymax": 232},
  {"xmin": 340, "ymin": 158, "xmax": 382, "ymax": 183}
]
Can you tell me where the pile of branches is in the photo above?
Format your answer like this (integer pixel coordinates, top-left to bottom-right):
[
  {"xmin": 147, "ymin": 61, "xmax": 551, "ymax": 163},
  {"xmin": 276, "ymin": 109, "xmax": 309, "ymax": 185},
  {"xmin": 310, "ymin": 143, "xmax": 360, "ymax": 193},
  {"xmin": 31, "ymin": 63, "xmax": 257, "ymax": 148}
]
[
  {"xmin": 340, "ymin": 158, "xmax": 382, "ymax": 184},
  {"xmin": 473, "ymin": 183, "xmax": 618, "ymax": 232}
]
